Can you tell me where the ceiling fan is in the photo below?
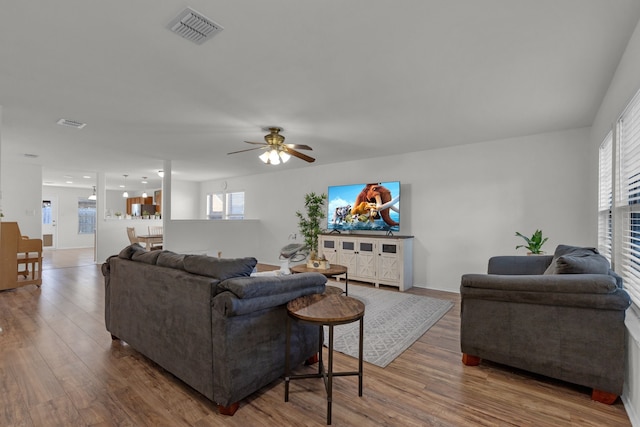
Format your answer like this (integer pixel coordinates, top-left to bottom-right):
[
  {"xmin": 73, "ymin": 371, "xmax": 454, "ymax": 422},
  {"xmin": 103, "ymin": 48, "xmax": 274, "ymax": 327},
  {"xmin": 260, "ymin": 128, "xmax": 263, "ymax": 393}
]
[{"xmin": 227, "ymin": 127, "xmax": 315, "ymax": 164}]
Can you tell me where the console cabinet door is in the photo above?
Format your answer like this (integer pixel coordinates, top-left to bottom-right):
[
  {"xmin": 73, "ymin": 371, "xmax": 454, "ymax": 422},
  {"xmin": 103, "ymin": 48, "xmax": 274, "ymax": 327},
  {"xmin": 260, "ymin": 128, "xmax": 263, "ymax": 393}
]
[
  {"xmin": 339, "ymin": 237, "xmax": 358, "ymax": 275},
  {"xmin": 319, "ymin": 235, "xmax": 339, "ymax": 265},
  {"xmin": 355, "ymin": 239, "xmax": 376, "ymax": 280},
  {"xmin": 378, "ymin": 242, "xmax": 401, "ymax": 285}
]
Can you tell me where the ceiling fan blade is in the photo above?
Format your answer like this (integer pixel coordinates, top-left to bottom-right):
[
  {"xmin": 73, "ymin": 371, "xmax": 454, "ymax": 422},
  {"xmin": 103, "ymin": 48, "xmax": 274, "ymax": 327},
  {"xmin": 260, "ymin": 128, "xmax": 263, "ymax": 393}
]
[
  {"xmin": 227, "ymin": 146, "xmax": 268, "ymax": 155},
  {"xmin": 244, "ymin": 140, "xmax": 268, "ymax": 145},
  {"xmin": 285, "ymin": 143, "xmax": 313, "ymax": 151},
  {"xmin": 285, "ymin": 147, "xmax": 315, "ymax": 163}
]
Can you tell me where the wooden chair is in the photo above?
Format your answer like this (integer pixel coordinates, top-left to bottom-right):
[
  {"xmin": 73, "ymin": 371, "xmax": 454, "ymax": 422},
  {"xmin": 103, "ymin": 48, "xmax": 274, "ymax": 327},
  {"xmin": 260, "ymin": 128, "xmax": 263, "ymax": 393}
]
[
  {"xmin": 148, "ymin": 226, "xmax": 163, "ymax": 236},
  {"xmin": 126, "ymin": 227, "xmax": 139, "ymax": 245},
  {"xmin": 0, "ymin": 222, "xmax": 43, "ymax": 290},
  {"xmin": 147, "ymin": 226, "xmax": 163, "ymax": 250}
]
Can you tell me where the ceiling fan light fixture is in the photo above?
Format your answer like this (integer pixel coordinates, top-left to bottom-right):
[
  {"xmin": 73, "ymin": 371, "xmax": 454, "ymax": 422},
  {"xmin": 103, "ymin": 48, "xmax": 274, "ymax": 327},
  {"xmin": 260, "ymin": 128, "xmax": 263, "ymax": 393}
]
[
  {"xmin": 259, "ymin": 151, "xmax": 270, "ymax": 163},
  {"xmin": 269, "ymin": 149, "xmax": 281, "ymax": 165},
  {"xmin": 279, "ymin": 150, "xmax": 291, "ymax": 163}
]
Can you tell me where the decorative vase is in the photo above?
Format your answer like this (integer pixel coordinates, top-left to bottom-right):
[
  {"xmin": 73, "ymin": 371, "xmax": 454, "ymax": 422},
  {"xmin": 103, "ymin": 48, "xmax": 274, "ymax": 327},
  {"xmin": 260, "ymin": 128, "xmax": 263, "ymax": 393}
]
[{"xmin": 307, "ymin": 259, "xmax": 330, "ymax": 269}]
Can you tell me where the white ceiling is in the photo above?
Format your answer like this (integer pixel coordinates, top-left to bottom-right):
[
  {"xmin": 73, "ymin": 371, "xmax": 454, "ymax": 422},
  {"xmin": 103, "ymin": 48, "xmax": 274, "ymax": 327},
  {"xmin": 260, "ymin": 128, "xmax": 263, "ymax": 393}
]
[{"xmin": 1, "ymin": 1, "xmax": 640, "ymax": 191}]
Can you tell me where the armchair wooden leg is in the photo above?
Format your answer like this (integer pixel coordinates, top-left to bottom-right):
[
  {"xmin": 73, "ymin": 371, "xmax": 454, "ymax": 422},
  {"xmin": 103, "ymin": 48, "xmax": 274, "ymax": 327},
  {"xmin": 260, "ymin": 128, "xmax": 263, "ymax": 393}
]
[
  {"xmin": 218, "ymin": 402, "xmax": 239, "ymax": 416},
  {"xmin": 592, "ymin": 389, "xmax": 618, "ymax": 404},
  {"xmin": 462, "ymin": 353, "xmax": 481, "ymax": 366},
  {"xmin": 305, "ymin": 353, "xmax": 319, "ymax": 365}
]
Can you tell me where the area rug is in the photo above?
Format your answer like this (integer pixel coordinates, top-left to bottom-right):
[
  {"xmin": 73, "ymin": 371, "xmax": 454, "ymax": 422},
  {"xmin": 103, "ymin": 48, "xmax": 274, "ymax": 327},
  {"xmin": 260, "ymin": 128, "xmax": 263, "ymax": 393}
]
[{"xmin": 323, "ymin": 282, "xmax": 453, "ymax": 368}]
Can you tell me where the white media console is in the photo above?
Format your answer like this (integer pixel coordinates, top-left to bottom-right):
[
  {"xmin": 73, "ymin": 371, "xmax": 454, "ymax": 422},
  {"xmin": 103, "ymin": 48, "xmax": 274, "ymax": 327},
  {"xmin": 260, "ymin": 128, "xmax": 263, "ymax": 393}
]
[{"xmin": 318, "ymin": 233, "xmax": 414, "ymax": 291}]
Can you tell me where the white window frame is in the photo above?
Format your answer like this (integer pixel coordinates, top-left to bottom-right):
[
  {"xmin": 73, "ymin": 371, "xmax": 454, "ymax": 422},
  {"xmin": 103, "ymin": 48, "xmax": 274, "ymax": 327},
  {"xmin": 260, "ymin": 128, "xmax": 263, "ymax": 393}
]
[{"xmin": 206, "ymin": 191, "xmax": 245, "ymax": 220}]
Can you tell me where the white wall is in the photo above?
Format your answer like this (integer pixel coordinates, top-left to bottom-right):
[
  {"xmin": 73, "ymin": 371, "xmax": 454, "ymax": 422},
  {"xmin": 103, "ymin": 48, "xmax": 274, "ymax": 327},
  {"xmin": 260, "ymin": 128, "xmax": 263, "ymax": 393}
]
[
  {"xmin": 591, "ymin": 16, "xmax": 640, "ymax": 426},
  {"xmin": 0, "ymin": 162, "xmax": 42, "ymax": 238},
  {"xmin": 171, "ymin": 179, "xmax": 201, "ymax": 220},
  {"xmin": 104, "ymin": 189, "xmax": 127, "ymax": 218},
  {"xmin": 42, "ymin": 186, "xmax": 95, "ymax": 249},
  {"xmin": 95, "ymin": 217, "xmax": 163, "ymax": 262},
  {"xmin": 164, "ymin": 219, "xmax": 260, "ymax": 258},
  {"xmin": 192, "ymin": 127, "xmax": 592, "ymax": 291}
]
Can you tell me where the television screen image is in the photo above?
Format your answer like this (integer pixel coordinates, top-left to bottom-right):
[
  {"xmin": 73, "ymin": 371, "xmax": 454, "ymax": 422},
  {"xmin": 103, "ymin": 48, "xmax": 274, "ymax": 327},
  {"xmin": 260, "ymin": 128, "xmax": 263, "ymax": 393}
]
[{"xmin": 327, "ymin": 181, "xmax": 400, "ymax": 232}]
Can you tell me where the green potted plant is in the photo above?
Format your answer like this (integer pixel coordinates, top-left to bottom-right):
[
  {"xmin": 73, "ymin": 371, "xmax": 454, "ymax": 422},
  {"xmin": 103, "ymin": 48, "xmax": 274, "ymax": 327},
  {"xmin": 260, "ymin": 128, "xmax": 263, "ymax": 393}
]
[
  {"xmin": 296, "ymin": 192, "xmax": 327, "ymax": 267},
  {"xmin": 115, "ymin": 211, "xmax": 122, "ymax": 219},
  {"xmin": 515, "ymin": 229, "xmax": 548, "ymax": 255}
]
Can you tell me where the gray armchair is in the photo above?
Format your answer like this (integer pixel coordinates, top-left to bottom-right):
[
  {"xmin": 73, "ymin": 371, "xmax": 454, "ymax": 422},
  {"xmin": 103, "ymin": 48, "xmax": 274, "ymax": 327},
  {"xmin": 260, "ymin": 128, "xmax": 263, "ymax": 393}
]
[{"xmin": 460, "ymin": 245, "xmax": 631, "ymax": 404}]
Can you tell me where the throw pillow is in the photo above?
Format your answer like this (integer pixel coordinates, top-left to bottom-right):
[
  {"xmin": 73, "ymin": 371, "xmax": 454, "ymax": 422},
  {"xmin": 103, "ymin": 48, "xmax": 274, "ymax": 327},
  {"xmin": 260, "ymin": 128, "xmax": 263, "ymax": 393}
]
[
  {"xmin": 544, "ymin": 244, "xmax": 610, "ymax": 275},
  {"xmin": 118, "ymin": 243, "xmax": 146, "ymax": 260},
  {"xmin": 183, "ymin": 255, "xmax": 257, "ymax": 280},
  {"xmin": 157, "ymin": 251, "xmax": 186, "ymax": 270},
  {"xmin": 132, "ymin": 249, "xmax": 161, "ymax": 265}
]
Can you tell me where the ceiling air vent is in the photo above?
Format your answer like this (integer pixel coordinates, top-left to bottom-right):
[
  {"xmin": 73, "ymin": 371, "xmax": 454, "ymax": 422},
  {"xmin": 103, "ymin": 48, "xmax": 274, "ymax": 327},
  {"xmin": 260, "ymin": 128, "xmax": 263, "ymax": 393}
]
[
  {"xmin": 57, "ymin": 118, "xmax": 86, "ymax": 129},
  {"xmin": 168, "ymin": 7, "xmax": 223, "ymax": 45}
]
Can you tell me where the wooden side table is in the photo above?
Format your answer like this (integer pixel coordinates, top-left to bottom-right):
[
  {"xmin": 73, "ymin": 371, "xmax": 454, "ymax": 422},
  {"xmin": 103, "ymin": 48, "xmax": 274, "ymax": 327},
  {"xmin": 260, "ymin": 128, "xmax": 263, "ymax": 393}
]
[
  {"xmin": 285, "ymin": 293, "xmax": 365, "ymax": 425},
  {"xmin": 290, "ymin": 264, "xmax": 349, "ymax": 296}
]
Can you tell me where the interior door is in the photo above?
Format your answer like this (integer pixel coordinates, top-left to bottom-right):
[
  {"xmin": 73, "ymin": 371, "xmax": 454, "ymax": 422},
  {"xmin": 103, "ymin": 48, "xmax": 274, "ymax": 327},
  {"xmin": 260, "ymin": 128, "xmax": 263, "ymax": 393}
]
[{"xmin": 42, "ymin": 198, "xmax": 57, "ymax": 249}]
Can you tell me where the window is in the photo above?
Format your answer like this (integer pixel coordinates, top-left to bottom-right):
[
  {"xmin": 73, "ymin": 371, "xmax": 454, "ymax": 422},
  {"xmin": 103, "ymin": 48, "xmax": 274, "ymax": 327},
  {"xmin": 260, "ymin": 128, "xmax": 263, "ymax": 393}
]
[
  {"xmin": 598, "ymin": 132, "xmax": 613, "ymax": 261},
  {"xmin": 42, "ymin": 200, "xmax": 52, "ymax": 225},
  {"xmin": 600, "ymin": 88, "xmax": 640, "ymax": 307},
  {"xmin": 206, "ymin": 191, "xmax": 244, "ymax": 220},
  {"xmin": 78, "ymin": 198, "xmax": 96, "ymax": 234}
]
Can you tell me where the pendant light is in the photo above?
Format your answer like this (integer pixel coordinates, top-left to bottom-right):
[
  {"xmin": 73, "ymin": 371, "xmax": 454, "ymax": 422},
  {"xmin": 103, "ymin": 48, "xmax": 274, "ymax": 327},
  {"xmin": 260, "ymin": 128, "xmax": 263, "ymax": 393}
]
[
  {"xmin": 141, "ymin": 177, "xmax": 148, "ymax": 198},
  {"xmin": 122, "ymin": 174, "xmax": 129, "ymax": 198},
  {"xmin": 88, "ymin": 186, "xmax": 97, "ymax": 200}
]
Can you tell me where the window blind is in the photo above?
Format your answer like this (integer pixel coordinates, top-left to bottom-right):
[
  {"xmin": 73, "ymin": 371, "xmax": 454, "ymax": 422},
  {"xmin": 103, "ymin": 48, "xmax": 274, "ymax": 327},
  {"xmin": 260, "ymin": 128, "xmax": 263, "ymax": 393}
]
[
  {"xmin": 617, "ymin": 90, "xmax": 640, "ymax": 306},
  {"xmin": 598, "ymin": 132, "xmax": 613, "ymax": 261}
]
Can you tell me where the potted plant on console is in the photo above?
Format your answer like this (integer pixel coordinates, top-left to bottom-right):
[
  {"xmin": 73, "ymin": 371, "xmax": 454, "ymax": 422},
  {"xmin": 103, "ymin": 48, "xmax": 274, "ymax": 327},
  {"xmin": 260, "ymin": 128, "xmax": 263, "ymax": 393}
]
[{"xmin": 296, "ymin": 192, "xmax": 329, "ymax": 269}]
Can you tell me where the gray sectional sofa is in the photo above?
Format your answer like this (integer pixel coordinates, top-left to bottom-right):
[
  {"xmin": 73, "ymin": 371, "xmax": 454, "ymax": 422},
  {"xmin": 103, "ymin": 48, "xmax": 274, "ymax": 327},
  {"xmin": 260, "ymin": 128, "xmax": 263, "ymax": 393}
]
[
  {"xmin": 460, "ymin": 245, "xmax": 631, "ymax": 404},
  {"xmin": 102, "ymin": 244, "xmax": 327, "ymax": 415}
]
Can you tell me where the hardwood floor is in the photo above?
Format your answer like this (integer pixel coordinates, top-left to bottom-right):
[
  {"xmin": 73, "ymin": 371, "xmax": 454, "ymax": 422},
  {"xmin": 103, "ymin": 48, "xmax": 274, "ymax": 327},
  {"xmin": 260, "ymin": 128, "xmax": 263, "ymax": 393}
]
[{"xmin": 0, "ymin": 249, "xmax": 631, "ymax": 426}]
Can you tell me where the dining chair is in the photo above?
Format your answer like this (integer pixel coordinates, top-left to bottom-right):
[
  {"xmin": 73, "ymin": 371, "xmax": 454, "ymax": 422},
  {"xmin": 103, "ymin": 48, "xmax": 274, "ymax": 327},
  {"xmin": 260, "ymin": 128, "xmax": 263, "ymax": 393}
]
[
  {"xmin": 148, "ymin": 226, "xmax": 163, "ymax": 236},
  {"xmin": 147, "ymin": 226, "xmax": 163, "ymax": 250},
  {"xmin": 126, "ymin": 227, "xmax": 139, "ymax": 244}
]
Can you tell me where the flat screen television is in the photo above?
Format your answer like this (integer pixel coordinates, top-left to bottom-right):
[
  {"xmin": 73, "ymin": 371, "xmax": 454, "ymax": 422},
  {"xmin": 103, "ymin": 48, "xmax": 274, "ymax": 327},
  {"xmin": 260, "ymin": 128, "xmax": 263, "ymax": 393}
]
[{"xmin": 327, "ymin": 181, "xmax": 400, "ymax": 232}]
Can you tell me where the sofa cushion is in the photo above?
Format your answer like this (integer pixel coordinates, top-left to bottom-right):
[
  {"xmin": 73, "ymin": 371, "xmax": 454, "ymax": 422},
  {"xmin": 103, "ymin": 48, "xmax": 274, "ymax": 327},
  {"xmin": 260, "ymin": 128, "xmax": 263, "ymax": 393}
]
[
  {"xmin": 118, "ymin": 243, "xmax": 146, "ymax": 260},
  {"xmin": 544, "ymin": 244, "xmax": 610, "ymax": 275},
  {"xmin": 184, "ymin": 255, "xmax": 257, "ymax": 280},
  {"xmin": 157, "ymin": 251, "xmax": 186, "ymax": 270},
  {"xmin": 132, "ymin": 249, "xmax": 162, "ymax": 265},
  {"xmin": 218, "ymin": 272, "xmax": 327, "ymax": 299}
]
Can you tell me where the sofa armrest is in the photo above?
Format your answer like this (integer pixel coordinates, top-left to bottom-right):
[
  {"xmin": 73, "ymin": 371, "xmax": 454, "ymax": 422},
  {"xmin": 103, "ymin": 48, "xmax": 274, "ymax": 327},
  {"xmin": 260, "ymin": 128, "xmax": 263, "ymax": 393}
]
[
  {"xmin": 461, "ymin": 273, "xmax": 631, "ymax": 310},
  {"xmin": 488, "ymin": 255, "xmax": 553, "ymax": 275},
  {"xmin": 213, "ymin": 273, "xmax": 327, "ymax": 317}
]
